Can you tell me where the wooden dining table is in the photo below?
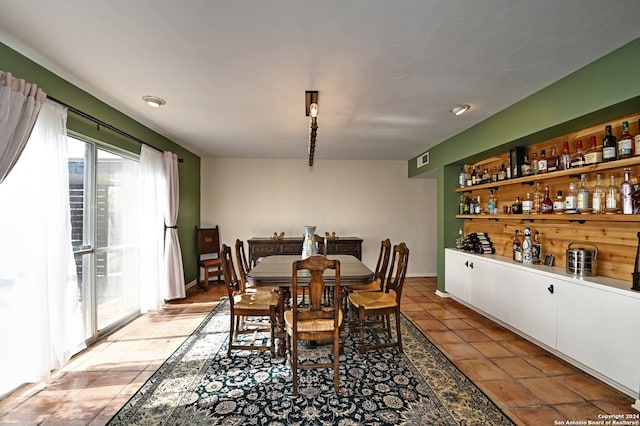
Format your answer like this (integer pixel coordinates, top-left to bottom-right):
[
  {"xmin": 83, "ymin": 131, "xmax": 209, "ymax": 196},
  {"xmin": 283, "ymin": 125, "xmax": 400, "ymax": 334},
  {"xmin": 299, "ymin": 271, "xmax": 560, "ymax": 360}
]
[{"xmin": 246, "ymin": 254, "xmax": 375, "ymax": 355}]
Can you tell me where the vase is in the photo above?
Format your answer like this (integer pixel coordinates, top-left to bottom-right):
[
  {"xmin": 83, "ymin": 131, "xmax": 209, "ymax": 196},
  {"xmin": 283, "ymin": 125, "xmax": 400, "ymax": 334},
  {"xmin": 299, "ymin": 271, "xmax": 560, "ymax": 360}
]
[{"xmin": 301, "ymin": 226, "xmax": 318, "ymax": 259}]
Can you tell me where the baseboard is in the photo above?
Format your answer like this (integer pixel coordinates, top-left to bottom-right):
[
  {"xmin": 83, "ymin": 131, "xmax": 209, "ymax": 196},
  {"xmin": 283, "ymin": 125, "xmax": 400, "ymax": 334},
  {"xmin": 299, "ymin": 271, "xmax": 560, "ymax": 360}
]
[
  {"xmin": 185, "ymin": 279, "xmax": 197, "ymax": 289},
  {"xmin": 632, "ymin": 399, "xmax": 640, "ymax": 412},
  {"xmin": 435, "ymin": 289, "xmax": 450, "ymax": 298}
]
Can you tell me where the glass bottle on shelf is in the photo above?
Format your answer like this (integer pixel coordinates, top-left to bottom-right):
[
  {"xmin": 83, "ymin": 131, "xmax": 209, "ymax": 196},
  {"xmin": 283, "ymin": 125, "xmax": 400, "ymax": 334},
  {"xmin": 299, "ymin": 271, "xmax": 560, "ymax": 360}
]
[
  {"xmin": 531, "ymin": 153, "xmax": 538, "ymax": 175},
  {"xmin": 465, "ymin": 164, "xmax": 472, "ymax": 187},
  {"xmin": 605, "ymin": 173, "xmax": 619, "ymax": 213},
  {"xmin": 512, "ymin": 229, "xmax": 522, "ymax": 262},
  {"xmin": 522, "ymin": 227, "xmax": 533, "ymax": 264},
  {"xmin": 532, "ymin": 231, "xmax": 542, "ymax": 264},
  {"xmin": 592, "ymin": 173, "xmax": 605, "ymax": 214},
  {"xmin": 459, "ymin": 193, "xmax": 465, "ymax": 214},
  {"xmin": 471, "ymin": 167, "xmax": 478, "ymax": 185},
  {"xmin": 541, "ymin": 185, "xmax": 554, "ymax": 214},
  {"xmin": 487, "ymin": 189, "xmax": 496, "ymax": 215},
  {"xmin": 511, "ymin": 195, "xmax": 522, "ymax": 214},
  {"xmin": 617, "ymin": 121, "xmax": 634, "ymax": 159},
  {"xmin": 553, "ymin": 190, "xmax": 565, "ymax": 213},
  {"xmin": 584, "ymin": 135, "xmax": 602, "ymax": 165},
  {"xmin": 559, "ymin": 140, "xmax": 571, "ymax": 170},
  {"xmin": 538, "ymin": 149, "xmax": 547, "ymax": 173},
  {"xmin": 521, "ymin": 155, "xmax": 531, "ymax": 176},
  {"xmin": 577, "ymin": 174, "xmax": 590, "ymax": 213},
  {"xmin": 522, "ymin": 192, "xmax": 533, "ymax": 214},
  {"xmin": 482, "ymin": 168, "xmax": 491, "ymax": 184},
  {"xmin": 565, "ymin": 182, "xmax": 578, "ymax": 214},
  {"xmin": 498, "ymin": 163, "xmax": 507, "ymax": 181},
  {"xmin": 491, "ymin": 165, "xmax": 498, "ymax": 182},
  {"xmin": 570, "ymin": 139, "xmax": 585, "ymax": 168},
  {"xmin": 547, "ymin": 146, "xmax": 558, "ymax": 172},
  {"xmin": 459, "ymin": 165, "xmax": 467, "ymax": 188},
  {"xmin": 635, "ymin": 118, "xmax": 640, "ymax": 156},
  {"xmin": 463, "ymin": 195, "xmax": 471, "ymax": 214},
  {"xmin": 475, "ymin": 195, "xmax": 482, "ymax": 214},
  {"xmin": 455, "ymin": 228, "xmax": 464, "ymax": 249},
  {"xmin": 533, "ymin": 182, "xmax": 542, "ymax": 213},
  {"xmin": 621, "ymin": 167, "xmax": 633, "ymax": 215},
  {"xmin": 602, "ymin": 125, "xmax": 617, "ymax": 162}
]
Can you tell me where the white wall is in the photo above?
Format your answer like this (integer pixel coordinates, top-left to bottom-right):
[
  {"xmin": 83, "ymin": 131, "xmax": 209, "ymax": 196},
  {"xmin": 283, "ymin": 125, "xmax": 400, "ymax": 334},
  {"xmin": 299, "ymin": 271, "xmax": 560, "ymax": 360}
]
[{"xmin": 200, "ymin": 158, "xmax": 437, "ymax": 276}]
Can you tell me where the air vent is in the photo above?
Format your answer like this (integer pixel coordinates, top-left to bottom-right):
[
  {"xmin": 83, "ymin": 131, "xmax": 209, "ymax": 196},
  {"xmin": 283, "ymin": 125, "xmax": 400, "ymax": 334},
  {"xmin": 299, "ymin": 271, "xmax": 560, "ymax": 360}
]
[{"xmin": 417, "ymin": 152, "xmax": 429, "ymax": 168}]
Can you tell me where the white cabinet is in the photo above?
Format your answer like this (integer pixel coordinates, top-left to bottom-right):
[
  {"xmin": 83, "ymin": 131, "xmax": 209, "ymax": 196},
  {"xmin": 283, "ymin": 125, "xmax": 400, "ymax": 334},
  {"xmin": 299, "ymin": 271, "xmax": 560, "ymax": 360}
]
[
  {"xmin": 444, "ymin": 250, "xmax": 640, "ymax": 396},
  {"xmin": 556, "ymin": 281, "xmax": 640, "ymax": 394}
]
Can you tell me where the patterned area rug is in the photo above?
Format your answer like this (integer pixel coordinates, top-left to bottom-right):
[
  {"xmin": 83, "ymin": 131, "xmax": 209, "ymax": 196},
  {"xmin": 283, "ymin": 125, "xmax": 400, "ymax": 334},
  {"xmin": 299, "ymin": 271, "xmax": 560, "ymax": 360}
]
[{"xmin": 108, "ymin": 300, "xmax": 514, "ymax": 425}]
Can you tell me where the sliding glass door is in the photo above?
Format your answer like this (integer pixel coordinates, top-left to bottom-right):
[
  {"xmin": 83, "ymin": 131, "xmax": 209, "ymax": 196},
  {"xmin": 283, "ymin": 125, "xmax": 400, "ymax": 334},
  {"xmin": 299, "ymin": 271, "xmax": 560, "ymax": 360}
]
[{"xmin": 67, "ymin": 136, "xmax": 141, "ymax": 341}]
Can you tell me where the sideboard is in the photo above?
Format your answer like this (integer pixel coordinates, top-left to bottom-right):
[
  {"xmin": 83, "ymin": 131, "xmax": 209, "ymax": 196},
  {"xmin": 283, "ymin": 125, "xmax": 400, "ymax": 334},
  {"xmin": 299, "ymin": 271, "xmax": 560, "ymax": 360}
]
[{"xmin": 247, "ymin": 237, "xmax": 363, "ymax": 265}]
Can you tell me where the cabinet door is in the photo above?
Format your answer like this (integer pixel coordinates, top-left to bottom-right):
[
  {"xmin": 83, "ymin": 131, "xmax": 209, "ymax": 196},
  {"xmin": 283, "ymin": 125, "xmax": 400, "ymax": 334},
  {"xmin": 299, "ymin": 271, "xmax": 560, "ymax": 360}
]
[
  {"xmin": 445, "ymin": 250, "xmax": 472, "ymax": 303},
  {"xmin": 556, "ymin": 282, "xmax": 640, "ymax": 394},
  {"xmin": 469, "ymin": 259, "xmax": 511, "ymax": 323},
  {"xmin": 506, "ymin": 267, "xmax": 557, "ymax": 348}
]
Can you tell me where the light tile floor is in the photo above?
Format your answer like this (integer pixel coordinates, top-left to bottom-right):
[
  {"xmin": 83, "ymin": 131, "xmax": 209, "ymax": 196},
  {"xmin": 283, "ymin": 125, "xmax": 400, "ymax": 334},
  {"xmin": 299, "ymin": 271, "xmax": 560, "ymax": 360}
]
[{"xmin": 0, "ymin": 277, "xmax": 636, "ymax": 425}]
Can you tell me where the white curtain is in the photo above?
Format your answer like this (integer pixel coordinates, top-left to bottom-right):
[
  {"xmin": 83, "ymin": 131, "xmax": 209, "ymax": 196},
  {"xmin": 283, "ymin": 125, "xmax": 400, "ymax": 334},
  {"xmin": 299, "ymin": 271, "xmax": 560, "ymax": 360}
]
[
  {"xmin": 138, "ymin": 145, "xmax": 166, "ymax": 312},
  {"xmin": 163, "ymin": 151, "xmax": 185, "ymax": 300},
  {"xmin": 0, "ymin": 71, "xmax": 47, "ymax": 184},
  {"xmin": 0, "ymin": 100, "xmax": 85, "ymax": 396}
]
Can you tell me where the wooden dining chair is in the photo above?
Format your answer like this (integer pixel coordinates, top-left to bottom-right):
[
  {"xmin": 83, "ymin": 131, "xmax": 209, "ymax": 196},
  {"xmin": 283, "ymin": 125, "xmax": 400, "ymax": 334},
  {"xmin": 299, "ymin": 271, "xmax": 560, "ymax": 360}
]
[
  {"xmin": 221, "ymin": 244, "xmax": 277, "ymax": 357},
  {"xmin": 195, "ymin": 225, "xmax": 223, "ymax": 290},
  {"xmin": 349, "ymin": 239, "xmax": 391, "ymax": 292},
  {"xmin": 284, "ymin": 255, "xmax": 342, "ymax": 396},
  {"xmin": 348, "ymin": 242, "xmax": 409, "ymax": 356},
  {"xmin": 234, "ymin": 238, "xmax": 277, "ymax": 294}
]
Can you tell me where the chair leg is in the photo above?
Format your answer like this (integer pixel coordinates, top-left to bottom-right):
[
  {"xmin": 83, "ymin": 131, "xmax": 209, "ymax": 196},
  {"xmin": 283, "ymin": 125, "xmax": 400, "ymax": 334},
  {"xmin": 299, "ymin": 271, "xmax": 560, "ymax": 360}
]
[
  {"xmin": 333, "ymin": 329, "xmax": 340, "ymax": 394},
  {"xmin": 395, "ymin": 309, "xmax": 403, "ymax": 352},
  {"xmin": 228, "ymin": 314, "xmax": 234, "ymax": 357},
  {"xmin": 292, "ymin": 334, "xmax": 298, "ymax": 396},
  {"xmin": 358, "ymin": 307, "xmax": 366, "ymax": 357},
  {"xmin": 270, "ymin": 307, "xmax": 276, "ymax": 357}
]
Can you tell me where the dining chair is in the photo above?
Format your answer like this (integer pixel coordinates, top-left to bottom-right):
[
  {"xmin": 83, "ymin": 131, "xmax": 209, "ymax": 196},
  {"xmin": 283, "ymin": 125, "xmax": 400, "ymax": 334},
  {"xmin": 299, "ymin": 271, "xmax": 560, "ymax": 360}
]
[
  {"xmin": 284, "ymin": 254, "xmax": 342, "ymax": 396},
  {"xmin": 221, "ymin": 244, "xmax": 277, "ymax": 357},
  {"xmin": 234, "ymin": 238, "xmax": 278, "ymax": 294},
  {"xmin": 348, "ymin": 242, "xmax": 409, "ymax": 356},
  {"xmin": 195, "ymin": 225, "xmax": 223, "ymax": 290}
]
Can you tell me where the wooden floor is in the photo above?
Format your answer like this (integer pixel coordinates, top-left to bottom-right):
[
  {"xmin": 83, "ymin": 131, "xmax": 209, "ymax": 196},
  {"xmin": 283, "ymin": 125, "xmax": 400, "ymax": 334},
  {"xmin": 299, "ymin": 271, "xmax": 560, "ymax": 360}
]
[{"xmin": 0, "ymin": 277, "xmax": 635, "ymax": 425}]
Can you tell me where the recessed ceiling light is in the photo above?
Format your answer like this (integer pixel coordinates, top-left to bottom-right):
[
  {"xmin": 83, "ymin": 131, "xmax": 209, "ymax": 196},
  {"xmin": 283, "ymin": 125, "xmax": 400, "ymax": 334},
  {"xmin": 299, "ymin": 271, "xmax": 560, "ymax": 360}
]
[
  {"xmin": 142, "ymin": 95, "xmax": 166, "ymax": 108},
  {"xmin": 450, "ymin": 104, "xmax": 470, "ymax": 116}
]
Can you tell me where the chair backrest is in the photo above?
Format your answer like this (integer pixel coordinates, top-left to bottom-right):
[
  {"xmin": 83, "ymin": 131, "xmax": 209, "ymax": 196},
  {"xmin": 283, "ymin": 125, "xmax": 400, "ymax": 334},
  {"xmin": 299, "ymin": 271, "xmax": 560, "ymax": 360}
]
[
  {"xmin": 220, "ymin": 244, "xmax": 241, "ymax": 303},
  {"xmin": 234, "ymin": 239, "xmax": 251, "ymax": 292},
  {"xmin": 195, "ymin": 226, "xmax": 221, "ymax": 261},
  {"xmin": 314, "ymin": 234, "xmax": 327, "ymax": 255},
  {"xmin": 373, "ymin": 239, "xmax": 392, "ymax": 290},
  {"xmin": 384, "ymin": 242, "xmax": 409, "ymax": 302},
  {"xmin": 291, "ymin": 255, "xmax": 340, "ymax": 323}
]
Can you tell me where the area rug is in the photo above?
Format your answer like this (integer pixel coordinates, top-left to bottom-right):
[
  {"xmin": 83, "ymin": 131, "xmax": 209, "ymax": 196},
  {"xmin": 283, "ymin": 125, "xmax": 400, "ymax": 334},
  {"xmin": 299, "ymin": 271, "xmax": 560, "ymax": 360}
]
[{"xmin": 108, "ymin": 300, "xmax": 514, "ymax": 425}]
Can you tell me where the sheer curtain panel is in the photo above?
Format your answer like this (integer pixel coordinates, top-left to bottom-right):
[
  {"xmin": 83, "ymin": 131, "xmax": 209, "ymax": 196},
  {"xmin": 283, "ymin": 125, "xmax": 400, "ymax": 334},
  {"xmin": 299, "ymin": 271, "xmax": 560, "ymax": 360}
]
[
  {"xmin": 163, "ymin": 151, "xmax": 186, "ymax": 300},
  {"xmin": 0, "ymin": 71, "xmax": 47, "ymax": 184},
  {"xmin": 0, "ymin": 100, "xmax": 85, "ymax": 396},
  {"xmin": 139, "ymin": 145, "xmax": 166, "ymax": 312}
]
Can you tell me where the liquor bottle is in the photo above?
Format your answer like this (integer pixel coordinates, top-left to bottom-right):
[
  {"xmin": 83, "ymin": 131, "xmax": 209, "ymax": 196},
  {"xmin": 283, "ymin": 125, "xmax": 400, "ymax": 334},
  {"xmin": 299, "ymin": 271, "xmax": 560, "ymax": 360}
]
[
  {"xmin": 547, "ymin": 146, "xmax": 558, "ymax": 172},
  {"xmin": 592, "ymin": 173, "xmax": 605, "ymax": 214},
  {"xmin": 531, "ymin": 153, "xmax": 539, "ymax": 175},
  {"xmin": 459, "ymin": 165, "xmax": 467, "ymax": 188},
  {"xmin": 463, "ymin": 195, "xmax": 471, "ymax": 214},
  {"xmin": 565, "ymin": 182, "xmax": 578, "ymax": 214},
  {"xmin": 512, "ymin": 229, "xmax": 522, "ymax": 262},
  {"xmin": 491, "ymin": 165, "xmax": 498, "ymax": 183},
  {"xmin": 459, "ymin": 193, "xmax": 465, "ymax": 214},
  {"xmin": 475, "ymin": 195, "xmax": 482, "ymax": 214},
  {"xmin": 532, "ymin": 231, "xmax": 542, "ymax": 264},
  {"xmin": 471, "ymin": 167, "xmax": 478, "ymax": 185},
  {"xmin": 559, "ymin": 141, "xmax": 571, "ymax": 170},
  {"xmin": 605, "ymin": 173, "xmax": 619, "ymax": 213},
  {"xmin": 577, "ymin": 174, "xmax": 590, "ymax": 213},
  {"xmin": 621, "ymin": 167, "xmax": 633, "ymax": 214},
  {"xmin": 635, "ymin": 119, "xmax": 640, "ymax": 156},
  {"xmin": 522, "ymin": 192, "xmax": 533, "ymax": 214},
  {"xmin": 482, "ymin": 168, "xmax": 491, "ymax": 184},
  {"xmin": 533, "ymin": 182, "xmax": 542, "ymax": 213},
  {"xmin": 570, "ymin": 139, "xmax": 585, "ymax": 168},
  {"xmin": 511, "ymin": 195, "xmax": 523, "ymax": 214},
  {"xmin": 487, "ymin": 189, "xmax": 496, "ymax": 215},
  {"xmin": 553, "ymin": 190, "xmax": 565, "ymax": 213},
  {"xmin": 602, "ymin": 125, "xmax": 617, "ymax": 162},
  {"xmin": 522, "ymin": 228, "xmax": 533, "ymax": 264},
  {"xmin": 498, "ymin": 163, "xmax": 507, "ymax": 181},
  {"xmin": 521, "ymin": 155, "xmax": 531, "ymax": 176},
  {"xmin": 584, "ymin": 136, "xmax": 602, "ymax": 165},
  {"xmin": 465, "ymin": 164, "xmax": 473, "ymax": 187},
  {"xmin": 455, "ymin": 228, "xmax": 464, "ymax": 249},
  {"xmin": 541, "ymin": 185, "xmax": 554, "ymax": 214},
  {"xmin": 538, "ymin": 149, "xmax": 548, "ymax": 173},
  {"xmin": 469, "ymin": 196, "xmax": 476, "ymax": 214},
  {"xmin": 617, "ymin": 121, "xmax": 634, "ymax": 159}
]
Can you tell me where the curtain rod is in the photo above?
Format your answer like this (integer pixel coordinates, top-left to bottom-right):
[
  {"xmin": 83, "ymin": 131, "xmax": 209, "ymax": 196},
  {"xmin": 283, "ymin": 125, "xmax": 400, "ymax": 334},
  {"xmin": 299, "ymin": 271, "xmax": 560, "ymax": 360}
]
[{"xmin": 48, "ymin": 95, "xmax": 183, "ymax": 162}]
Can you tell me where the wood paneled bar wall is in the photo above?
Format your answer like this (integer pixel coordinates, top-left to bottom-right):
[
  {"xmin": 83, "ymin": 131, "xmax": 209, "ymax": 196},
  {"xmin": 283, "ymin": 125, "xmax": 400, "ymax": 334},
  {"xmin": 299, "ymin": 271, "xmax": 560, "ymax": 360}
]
[{"xmin": 457, "ymin": 112, "xmax": 640, "ymax": 283}]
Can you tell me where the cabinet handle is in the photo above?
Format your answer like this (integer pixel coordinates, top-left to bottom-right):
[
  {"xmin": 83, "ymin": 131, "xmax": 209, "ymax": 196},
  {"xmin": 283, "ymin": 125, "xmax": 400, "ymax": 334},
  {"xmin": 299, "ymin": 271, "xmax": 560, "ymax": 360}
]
[
  {"xmin": 469, "ymin": 262, "xmax": 473, "ymax": 269},
  {"xmin": 547, "ymin": 284, "xmax": 554, "ymax": 294},
  {"xmin": 464, "ymin": 261, "xmax": 474, "ymax": 269}
]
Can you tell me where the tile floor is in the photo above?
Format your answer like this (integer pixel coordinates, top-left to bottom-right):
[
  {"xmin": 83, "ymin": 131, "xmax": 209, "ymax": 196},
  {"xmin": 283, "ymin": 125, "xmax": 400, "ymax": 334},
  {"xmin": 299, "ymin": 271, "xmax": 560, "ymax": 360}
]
[{"xmin": 0, "ymin": 277, "xmax": 636, "ymax": 425}]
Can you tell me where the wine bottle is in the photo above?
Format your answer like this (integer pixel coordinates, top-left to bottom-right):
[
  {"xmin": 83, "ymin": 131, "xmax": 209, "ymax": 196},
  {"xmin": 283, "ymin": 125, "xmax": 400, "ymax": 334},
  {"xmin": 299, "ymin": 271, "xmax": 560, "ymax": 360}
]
[
  {"xmin": 617, "ymin": 121, "xmax": 634, "ymax": 159},
  {"xmin": 602, "ymin": 125, "xmax": 617, "ymax": 162}
]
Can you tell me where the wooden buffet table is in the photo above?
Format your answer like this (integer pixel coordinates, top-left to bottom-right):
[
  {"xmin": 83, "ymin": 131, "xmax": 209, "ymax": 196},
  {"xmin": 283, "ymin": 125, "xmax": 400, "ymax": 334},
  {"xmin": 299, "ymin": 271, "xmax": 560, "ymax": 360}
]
[{"xmin": 247, "ymin": 237, "xmax": 363, "ymax": 265}]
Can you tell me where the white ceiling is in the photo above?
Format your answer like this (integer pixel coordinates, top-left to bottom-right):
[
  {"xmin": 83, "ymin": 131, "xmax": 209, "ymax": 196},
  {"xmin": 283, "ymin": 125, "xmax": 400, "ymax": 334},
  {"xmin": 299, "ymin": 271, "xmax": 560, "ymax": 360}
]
[{"xmin": 2, "ymin": 1, "xmax": 640, "ymax": 161}]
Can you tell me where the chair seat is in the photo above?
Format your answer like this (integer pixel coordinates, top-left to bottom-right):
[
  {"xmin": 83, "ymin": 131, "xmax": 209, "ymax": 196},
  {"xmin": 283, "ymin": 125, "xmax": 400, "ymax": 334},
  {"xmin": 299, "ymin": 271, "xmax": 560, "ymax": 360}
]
[
  {"xmin": 284, "ymin": 309, "xmax": 343, "ymax": 334},
  {"xmin": 246, "ymin": 284, "xmax": 279, "ymax": 294},
  {"xmin": 233, "ymin": 292, "xmax": 278, "ymax": 310},
  {"xmin": 348, "ymin": 278, "xmax": 382, "ymax": 292},
  {"xmin": 201, "ymin": 258, "xmax": 222, "ymax": 267},
  {"xmin": 349, "ymin": 290, "xmax": 397, "ymax": 310}
]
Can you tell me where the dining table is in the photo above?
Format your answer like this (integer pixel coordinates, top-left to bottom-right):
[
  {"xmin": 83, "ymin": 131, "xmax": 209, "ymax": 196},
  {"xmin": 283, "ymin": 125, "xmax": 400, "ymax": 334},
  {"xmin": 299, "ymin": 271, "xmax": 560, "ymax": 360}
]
[{"xmin": 246, "ymin": 254, "xmax": 375, "ymax": 356}]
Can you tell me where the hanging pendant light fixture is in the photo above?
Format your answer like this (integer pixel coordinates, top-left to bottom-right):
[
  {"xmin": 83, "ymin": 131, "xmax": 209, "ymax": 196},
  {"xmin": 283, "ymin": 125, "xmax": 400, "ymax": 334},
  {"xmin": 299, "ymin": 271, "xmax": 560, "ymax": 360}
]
[{"xmin": 305, "ymin": 90, "xmax": 319, "ymax": 167}]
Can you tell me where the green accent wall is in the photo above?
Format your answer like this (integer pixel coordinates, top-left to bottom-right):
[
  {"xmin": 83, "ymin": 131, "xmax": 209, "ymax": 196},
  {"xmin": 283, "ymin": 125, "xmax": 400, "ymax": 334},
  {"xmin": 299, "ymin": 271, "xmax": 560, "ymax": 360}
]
[
  {"xmin": 1, "ymin": 42, "xmax": 201, "ymax": 284},
  {"xmin": 408, "ymin": 37, "xmax": 640, "ymax": 292}
]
